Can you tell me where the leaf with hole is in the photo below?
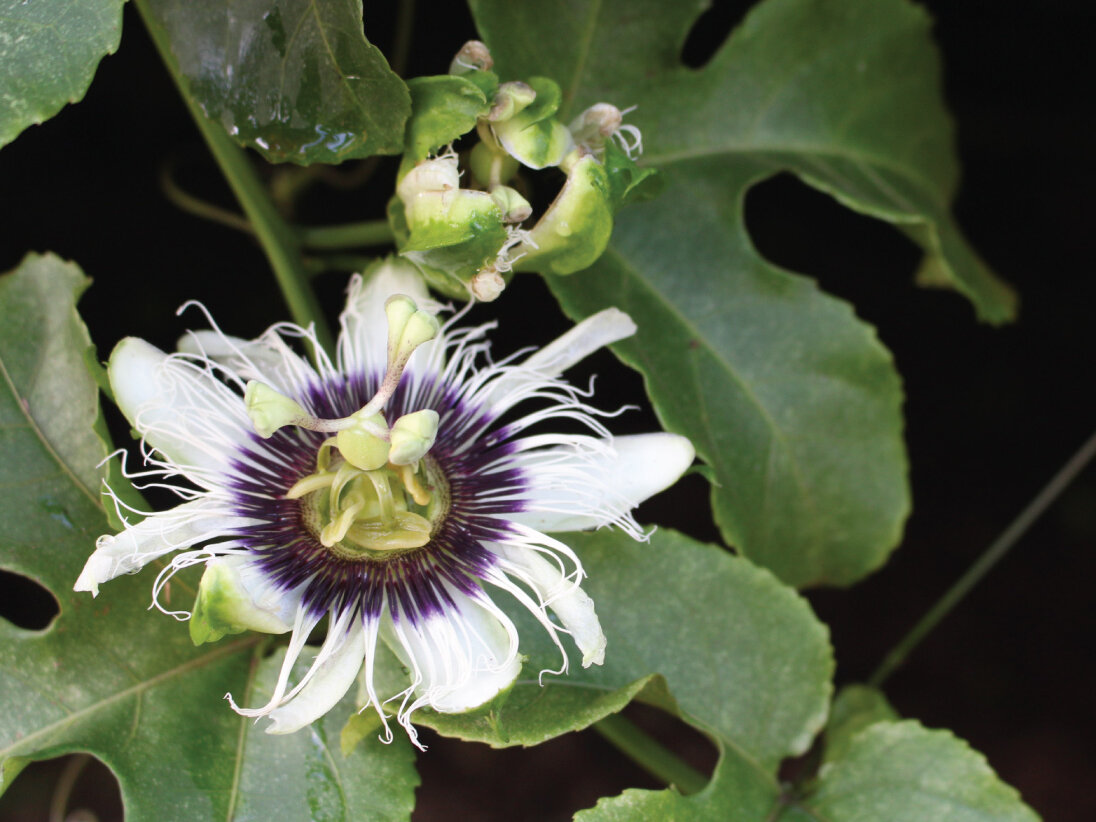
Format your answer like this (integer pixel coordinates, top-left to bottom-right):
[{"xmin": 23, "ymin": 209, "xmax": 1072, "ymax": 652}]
[
  {"xmin": 469, "ymin": 0, "xmax": 1008, "ymax": 586},
  {"xmin": 0, "ymin": 254, "xmax": 416, "ymax": 820},
  {"xmin": 0, "ymin": 0, "xmax": 123, "ymax": 149},
  {"xmin": 141, "ymin": 0, "xmax": 411, "ymax": 164}
]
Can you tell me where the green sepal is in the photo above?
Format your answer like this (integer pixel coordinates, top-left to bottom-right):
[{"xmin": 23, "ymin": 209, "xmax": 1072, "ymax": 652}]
[
  {"xmin": 400, "ymin": 190, "xmax": 508, "ymax": 288},
  {"xmin": 189, "ymin": 561, "xmax": 289, "ymax": 646},
  {"xmin": 459, "ymin": 68, "xmax": 501, "ymax": 99},
  {"xmin": 399, "ymin": 75, "xmax": 492, "ymax": 177},
  {"xmin": 492, "ymin": 76, "xmax": 573, "ymax": 169},
  {"xmin": 602, "ymin": 139, "xmax": 662, "ymax": 208},
  {"xmin": 514, "ymin": 155, "xmax": 613, "ymax": 275}
]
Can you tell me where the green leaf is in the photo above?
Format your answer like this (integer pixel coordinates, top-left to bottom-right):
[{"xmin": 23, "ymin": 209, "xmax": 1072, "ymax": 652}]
[
  {"xmin": 473, "ymin": 0, "xmax": 947, "ymax": 587},
  {"xmin": 418, "ymin": 529, "xmax": 833, "ymax": 774},
  {"xmin": 401, "ymin": 75, "xmax": 492, "ymax": 172},
  {"xmin": 471, "ymin": 0, "xmax": 1015, "ymax": 321},
  {"xmin": 822, "ymin": 684, "xmax": 898, "ymax": 765},
  {"xmin": 793, "ymin": 720, "xmax": 1039, "ymax": 822},
  {"xmin": 229, "ymin": 648, "xmax": 418, "ymax": 821},
  {"xmin": 142, "ymin": 0, "xmax": 411, "ymax": 164},
  {"xmin": 0, "ymin": 0, "xmax": 123, "ymax": 148},
  {"xmin": 0, "ymin": 255, "xmax": 415, "ymax": 820},
  {"xmin": 576, "ymin": 744, "xmax": 778, "ymax": 822}
]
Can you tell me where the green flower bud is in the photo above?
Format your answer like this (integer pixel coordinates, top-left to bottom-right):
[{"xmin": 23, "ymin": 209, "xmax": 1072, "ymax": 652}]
[
  {"xmin": 388, "ymin": 409, "xmax": 440, "ymax": 465},
  {"xmin": 489, "ymin": 185, "xmax": 533, "ymax": 223},
  {"xmin": 490, "ymin": 77, "xmax": 574, "ymax": 170},
  {"xmin": 449, "ymin": 40, "xmax": 493, "ymax": 75},
  {"xmin": 488, "ymin": 81, "xmax": 537, "ymax": 122}
]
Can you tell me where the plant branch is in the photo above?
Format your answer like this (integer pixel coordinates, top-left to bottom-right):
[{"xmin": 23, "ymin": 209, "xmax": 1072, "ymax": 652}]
[
  {"xmin": 160, "ymin": 160, "xmax": 254, "ymax": 235},
  {"xmin": 594, "ymin": 714, "xmax": 708, "ymax": 795},
  {"xmin": 135, "ymin": 0, "xmax": 334, "ymax": 355},
  {"xmin": 300, "ymin": 220, "xmax": 395, "ymax": 250},
  {"xmin": 869, "ymin": 427, "xmax": 1096, "ymax": 687}
]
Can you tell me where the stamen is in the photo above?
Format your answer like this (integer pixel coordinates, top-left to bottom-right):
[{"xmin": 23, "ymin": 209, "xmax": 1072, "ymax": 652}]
[{"xmin": 285, "ymin": 472, "xmax": 335, "ymax": 500}]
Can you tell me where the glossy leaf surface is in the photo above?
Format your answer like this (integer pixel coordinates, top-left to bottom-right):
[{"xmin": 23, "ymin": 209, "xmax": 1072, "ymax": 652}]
[
  {"xmin": 143, "ymin": 0, "xmax": 410, "ymax": 164},
  {"xmin": 0, "ymin": 0, "xmax": 123, "ymax": 148}
]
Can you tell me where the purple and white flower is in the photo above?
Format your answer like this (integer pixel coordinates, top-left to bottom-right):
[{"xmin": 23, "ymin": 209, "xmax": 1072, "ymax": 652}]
[{"xmin": 75, "ymin": 260, "xmax": 694, "ymax": 746}]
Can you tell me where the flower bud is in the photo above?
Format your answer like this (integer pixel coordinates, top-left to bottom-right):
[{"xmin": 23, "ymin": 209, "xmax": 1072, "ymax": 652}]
[
  {"xmin": 488, "ymin": 81, "xmax": 537, "ymax": 122},
  {"xmin": 489, "ymin": 185, "xmax": 533, "ymax": 223},
  {"xmin": 449, "ymin": 40, "xmax": 493, "ymax": 75}
]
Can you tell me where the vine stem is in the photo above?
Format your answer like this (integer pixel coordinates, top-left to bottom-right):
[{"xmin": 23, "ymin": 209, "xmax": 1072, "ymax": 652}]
[
  {"xmin": 869, "ymin": 427, "xmax": 1096, "ymax": 687},
  {"xmin": 300, "ymin": 220, "xmax": 395, "ymax": 250},
  {"xmin": 135, "ymin": 0, "xmax": 334, "ymax": 355},
  {"xmin": 593, "ymin": 714, "xmax": 708, "ymax": 795}
]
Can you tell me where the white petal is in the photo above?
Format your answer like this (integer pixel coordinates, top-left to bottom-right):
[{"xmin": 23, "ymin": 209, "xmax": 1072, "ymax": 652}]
[
  {"xmin": 337, "ymin": 257, "xmax": 437, "ymax": 377},
  {"xmin": 177, "ymin": 330, "xmax": 317, "ymax": 401},
  {"xmin": 381, "ymin": 587, "xmax": 520, "ymax": 715},
  {"xmin": 109, "ymin": 337, "xmax": 253, "ymax": 475},
  {"xmin": 521, "ymin": 308, "xmax": 635, "ymax": 377},
  {"xmin": 475, "ymin": 309, "xmax": 636, "ymax": 413},
  {"xmin": 266, "ymin": 617, "xmax": 366, "ymax": 734},
  {"xmin": 491, "ymin": 544, "xmax": 605, "ymax": 667},
  {"xmin": 75, "ymin": 497, "xmax": 242, "ymax": 596},
  {"xmin": 509, "ymin": 432, "xmax": 695, "ymax": 533}
]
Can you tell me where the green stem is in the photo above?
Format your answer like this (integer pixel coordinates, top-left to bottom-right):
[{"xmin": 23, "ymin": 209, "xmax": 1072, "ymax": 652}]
[
  {"xmin": 594, "ymin": 715, "xmax": 708, "ymax": 795},
  {"xmin": 869, "ymin": 427, "xmax": 1096, "ymax": 688},
  {"xmin": 160, "ymin": 160, "xmax": 254, "ymax": 235},
  {"xmin": 136, "ymin": 0, "xmax": 333, "ymax": 355},
  {"xmin": 390, "ymin": 0, "xmax": 416, "ymax": 78},
  {"xmin": 300, "ymin": 220, "xmax": 395, "ymax": 250}
]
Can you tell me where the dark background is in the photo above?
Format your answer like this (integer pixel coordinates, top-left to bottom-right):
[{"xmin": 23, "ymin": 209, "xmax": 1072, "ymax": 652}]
[{"xmin": 1, "ymin": 1, "xmax": 1093, "ymax": 819}]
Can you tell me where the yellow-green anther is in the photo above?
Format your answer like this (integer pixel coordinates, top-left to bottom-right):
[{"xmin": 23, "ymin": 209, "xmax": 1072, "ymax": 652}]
[
  {"xmin": 449, "ymin": 40, "xmax": 493, "ymax": 75},
  {"xmin": 394, "ymin": 310, "xmax": 440, "ymax": 365},
  {"xmin": 245, "ymin": 380, "xmax": 310, "ymax": 437},
  {"xmin": 489, "ymin": 185, "xmax": 533, "ymax": 223},
  {"xmin": 385, "ymin": 295, "xmax": 420, "ymax": 360},
  {"xmin": 336, "ymin": 419, "xmax": 391, "ymax": 472},
  {"xmin": 389, "ymin": 409, "xmax": 440, "ymax": 465},
  {"xmin": 489, "ymin": 81, "xmax": 536, "ymax": 122}
]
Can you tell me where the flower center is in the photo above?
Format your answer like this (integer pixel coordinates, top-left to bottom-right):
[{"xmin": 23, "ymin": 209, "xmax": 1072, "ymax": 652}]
[{"xmin": 289, "ymin": 447, "xmax": 450, "ymax": 561}]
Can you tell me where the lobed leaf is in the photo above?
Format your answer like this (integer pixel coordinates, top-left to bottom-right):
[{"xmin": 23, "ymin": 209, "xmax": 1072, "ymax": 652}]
[{"xmin": 469, "ymin": 0, "xmax": 1010, "ymax": 586}]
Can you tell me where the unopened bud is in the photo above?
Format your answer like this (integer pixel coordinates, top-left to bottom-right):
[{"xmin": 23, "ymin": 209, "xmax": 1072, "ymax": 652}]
[
  {"xmin": 489, "ymin": 81, "xmax": 537, "ymax": 122},
  {"xmin": 449, "ymin": 40, "xmax": 493, "ymax": 75},
  {"xmin": 388, "ymin": 409, "xmax": 440, "ymax": 465},
  {"xmin": 397, "ymin": 154, "xmax": 460, "ymax": 205},
  {"xmin": 470, "ymin": 266, "xmax": 506, "ymax": 301},
  {"xmin": 569, "ymin": 103, "xmax": 623, "ymax": 147},
  {"xmin": 489, "ymin": 185, "xmax": 533, "ymax": 223}
]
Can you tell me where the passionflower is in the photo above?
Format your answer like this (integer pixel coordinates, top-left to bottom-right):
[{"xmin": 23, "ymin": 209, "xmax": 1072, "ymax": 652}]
[{"xmin": 75, "ymin": 260, "xmax": 694, "ymax": 746}]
